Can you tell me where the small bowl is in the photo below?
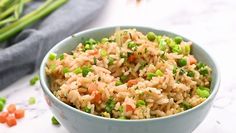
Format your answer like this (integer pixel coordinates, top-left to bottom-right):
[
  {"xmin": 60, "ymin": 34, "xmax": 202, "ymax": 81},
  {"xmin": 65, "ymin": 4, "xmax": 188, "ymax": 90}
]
[{"xmin": 40, "ymin": 26, "xmax": 220, "ymax": 133}]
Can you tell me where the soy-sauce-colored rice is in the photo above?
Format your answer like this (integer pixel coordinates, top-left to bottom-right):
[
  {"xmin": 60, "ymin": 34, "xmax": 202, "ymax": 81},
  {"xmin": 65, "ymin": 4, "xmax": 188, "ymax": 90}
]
[{"xmin": 46, "ymin": 29, "xmax": 212, "ymax": 119}]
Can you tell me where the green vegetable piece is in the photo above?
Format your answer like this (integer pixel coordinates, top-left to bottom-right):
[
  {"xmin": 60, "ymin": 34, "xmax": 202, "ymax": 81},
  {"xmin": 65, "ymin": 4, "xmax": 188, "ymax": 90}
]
[
  {"xmin": 196, "ymin": 62, "xmax": 206, "ymax": 69},
  {"xmin": 147, "ymin": 32, "xmax": 156, "ymax": 41},
  {"xmin": 172, "ymin": 45, "xmax": 182, "ymax": 54},
  {"xmin": 28, "ymin": 97, "xmax": 36, "ymax": 105},
  {"xmin": 196, "ymin": 87, "xmax": 210, "ymax": 98},
  {"xmin": 199, "ymin": 67, "xmax": 209, "ymax": 76},
  {"xmin": 180, "ymin": 101, "xmax": 192, "ymax": 110},
  {"xmin": 82, "ymin": 66, "xmax": 92, "ymax": 77},
  {"xmin": 63, "ymin": 67, "xmax": 69, "ymax": 74},
  {"xmin": 101, "ymin": 38, "xmax": 109, "ymax": 43},
  {"xmin": 84, "ymin": 106, "xmax": 91, "ymax": 113},
  {"xmin": 174, "ymin": 36, "xmax": 183, "ymax": 44},
  {"xmin": 183, "ymin": 45, "xmax": 191, "ymax": 55},
  {"xmin": 0, "ymin": 101, "xmax": 4, "ymax": 112},
  {"xmin": 159, "ymin": 39, "xmax": 167, "ymax": 51},
  {"xmin": 179, "ymin": 68, "xmax": 186, "ymax": 75},
  {"xmin": 136, "ymin": 100, "xmax": 146, "ymax": 107},
  {"xmin": 127, "ymin": 41, "xmax": 137, "ymax": 51},
  {"xmin": 49, "ymin": 53, "xmax": 57, "ymax": 60},
  {"xmin": 50, "ymin": 64, "xmax": 56, "ymax": 71},
  {"xmin": 118, "ymin": 106, "xmax": 123, "ymax": 113},
  {"xmin": 0, "ymin": 97, "xmax": 6, "ymax": 105},
  {"xmin": 115, "ymin": 80, "xmax": 123, "ymax": 86},
  {"xmin": 93, "ymin": 57, "xmax": 97, "ymax": 65},
  {"xmin": 30, "ymin": 75, "xmax": 39, "ymax": 85},
  {"xmin": 100, "ymin": 49, "xmax": 107, "ymax": 57},
  {"xmin": 108, "ymin": 57, "xmax": 114, "ymax": 66},
  {"xmin": 173, "ymin": 66, "xmax": 178, "ymax": 74},
  {"xmin": 105, "ymin": 97, "xmax": 116, "ymax": 113},
  {"xmin": 85, "ymin": 38, "xmax": 97, "ymax": 45},
  {"xmin": 118, "ymin": 116, "xmax": 126, "ymax": 120},
  {"xmin": 139, "ymin": 61, "xmax": 147, "ymax": 70},
  {"xmin": 178, "ymin": 58, "xmax": 187, "ymax": 67},
  {"xmin": 120, "ymin": 75, "xmax": 128, "ymax": 83},
  {"xmin": 155, "ymin": 69, "xmax": 163, "ymax": 76},
  {"xmin": 51, "ymin": 116, "xmax": 60, "ymax": 125},
  {"xmin": 58, "ymin": 54, "xmax": 64, "ymax": 60},
  {"xmin": 187, "ymin": 71, "xmax": 195, "ymax": 77},
  {"xmin": 146, "ymin": 73, "xmax": 156, "ymax": 80}
]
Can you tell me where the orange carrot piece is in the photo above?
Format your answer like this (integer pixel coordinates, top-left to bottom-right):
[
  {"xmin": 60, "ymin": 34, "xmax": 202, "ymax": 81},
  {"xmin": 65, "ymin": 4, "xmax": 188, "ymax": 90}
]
[
  {"xmin": 6, "ymin": 115, "xmax": 17, "ymax": 127},
  {"xmin": 188, "ymin": 55, "xmax": 197, "ymax": 65},
  {"xmin": 14, "ymin": 109, "xmax": 25, "ymax": 119},
  {"xmin": 0, "ymin": 112, "xmax": 9, "ymax": 123},
  {"xmin": 93, "ymin": 91, "xmax": 102, "ymax": 104},
  {"xmin": 126, "ymin": 104, "xmax": 134, "ymax": 112},
  {"xmin": 127, "ymin": 79, "xmax": 139, "ymax": 87},
  {"xmin": 7, "ymin": 104, "xmax": 16, "ymax": 113},
  {"xmin": 128, "ymin": 54, "xmax": 136, "ymax": 63}
]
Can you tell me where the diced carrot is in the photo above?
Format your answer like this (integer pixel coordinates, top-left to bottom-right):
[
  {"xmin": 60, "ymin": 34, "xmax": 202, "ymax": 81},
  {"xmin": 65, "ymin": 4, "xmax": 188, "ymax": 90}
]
[
  {"xmin": 128, "ymin": 54, "xmax": 136, "ymax": 63},
  {"xmin": 14, "ymin": 109, "xmax": 25, "ymax": 119},
  {"xmin": 188, "ymin": 55, "xmax": 197, "ymax": 65},
  {"xmin": 6, "ymin": 115, "xmax": 17, "ymax": 127},
  {"xmin": 126, "ymin": 104, "xmax": 134, "ymax": 112},
  {"xmin": 87, "ymin": 83, "xmax": 98, "ymax": 94},
  {"xmin": 92, "ymin": 91, "xmax": 102, "ymax": 104},
  {"xmin": 7, "ymin": 104, "xmax": 16, "ymax": 113},
  {"xmin": 88, "ymin": 50, "xmax": 98, "ymax": 55},
  {"xmin": 127, "ymin": 79, "xmax": 139, "ymax": 87},
  {"xmin": 0, "ymin": 112, "xmax": 9, "ymax": 123}
]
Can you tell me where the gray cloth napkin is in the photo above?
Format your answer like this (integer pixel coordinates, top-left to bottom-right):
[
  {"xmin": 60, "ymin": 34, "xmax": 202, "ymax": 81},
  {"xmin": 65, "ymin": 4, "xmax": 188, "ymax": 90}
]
[{"xmin": 0, "ymin": 0, "xmax": 107, "ymax": 89}]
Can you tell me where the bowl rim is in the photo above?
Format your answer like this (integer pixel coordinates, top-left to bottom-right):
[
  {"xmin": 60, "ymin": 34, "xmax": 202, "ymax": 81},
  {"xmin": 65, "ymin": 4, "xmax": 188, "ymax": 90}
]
[{"xmin": 40, "ymin": 25, "xmax": 221, "ymax": 123}]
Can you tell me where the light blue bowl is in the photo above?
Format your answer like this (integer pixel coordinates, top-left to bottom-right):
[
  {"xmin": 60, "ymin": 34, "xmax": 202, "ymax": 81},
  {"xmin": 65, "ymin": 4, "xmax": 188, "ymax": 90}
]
[{"xmin": 40, "ymin": 26, "xmax": 220, "ymax": 133}]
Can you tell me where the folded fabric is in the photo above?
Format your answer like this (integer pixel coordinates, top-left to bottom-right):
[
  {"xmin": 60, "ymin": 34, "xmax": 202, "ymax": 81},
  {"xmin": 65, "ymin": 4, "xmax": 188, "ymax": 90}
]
[{"xmin": 0, "ymin": 0, "xmax": 107, "ymax": 89}]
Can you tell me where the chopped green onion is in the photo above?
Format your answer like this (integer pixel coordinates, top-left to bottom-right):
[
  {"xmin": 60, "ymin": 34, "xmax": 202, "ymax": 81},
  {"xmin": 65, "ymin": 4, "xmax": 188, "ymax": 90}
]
[
  {"xmin": 51, "ymin": 116, "xmax": 60, "ymax": 125},
  {"xmin": 118, "ymin": 116, "xmax": 126, "ymax": 120},
  {"xmin": 159, "ymin": 39, "xmax": 167, "ymax": 51},
  {"xmin": 187, "ymin": 71, "xmax": 195, "ymax": 77},
  {"xmin": 101, "ymin": 38, "xmax": 109, "ymax": 43},
  {"xmin": 183, "ymin": 45, "xmax": 191, "ymax": 55},
  {"xmin": 83, "ymin": 106, "xmax": 91, "ymax": 113},
  {"xmin": 115, "ymin": 80, "xmax": 123, "ymax": 86},
  {"xmin": 100, "ymin": 49, "xmax": 107, "ymax": 57},
  {"xmin": 173, "ymin": 66, "xmax": 178, "ymax": 74},
  {"xmin": 85, "ymin": 38, "xmax": 97, "ymax": 45},
  {"xmin": 62, "ymin": 67, "xmax": 69, "ymax": 74},
  {"xmin": 28, "ymin": 97, "xmax": 36, "ymax": 105},
  {"xmin": 108, "ymin": 57, "xmax": 114, "ymax": 66},
  {"xmin": 147, "ymin": 32, "xmax": 156, "ymax": 41},
  {"xmin": 49, "ymin": 53, "xmax": 57, "ymax": 60},
  {"xmin": 127, "ymin": 41, "xmax": 137, "ymax": 51},
  {"xmin": 136, "ymin": 100, "xmax": 146, "ymax": 107},
  {"xmin": 139, "ymin": 61, "xmax": 147, "ymax": 70},
  {"xmin": 196, "ymin": 86, "xmax": 210, "ymax": 98},
  {"xmin": 174, "ymin": 36, "xmax": 183, "ymax": 44},
  {"xmin": 59, "ymin": 54, "xmax": 64, "ymax": 60},
  {"xmin": 155, "ymin": 69, "xmax": 163, "ymax": 76},
  {"xmin": 120, "ymin": 75, "xmax": 128, "ymax": 83},
  {"xmin": 93, "ymin": 57, "xmax": 97, "ymax": 65},
  {"xmin": 179, "ymin": 68, "xmax": 186, "ymax": 75},
  {"xmin": 0, "ymin": 97, "xmax": 6, "ymax": 105},
  {"xmin": 196, "ymin": 62, "xmax": 206, "ymax": 69},
  {"xmin": 172, "ymin": 45, "xmax": 182, "ymax": 54},
  {"xmin": 82, "ymin": 66, "xmax": 92, "ymax": 77},
  {"xmin": 177, "ymin": 58, "xmax": 187, "ymax": 67},
  {"xmin": 73, "ymin": 67, "xmax": 82, "ymax": 74},
  {"xmin": 146, "ymin": 73, "xmax": 156, "ymax": 80},
  {"xmin": 105, "ymin": 97, "xmax": 116, "ymax": 113},
  {"xmin": 199, "ymin": 67, "xmax": 209, "ymax": 76},
  {"xmin": 0, "ymin": 101, "xmax": 4, "ymax": 111},
  {"xmin": 180, "ymin": 101, "xmax": 192, "ymax": 110},
  {"xmin": 30, "ymin": 75, "xmax": 39, "ymax": 85},
  {"xmin": 118, "ymin": 106, "xmax": 123, "ymax": 113}
]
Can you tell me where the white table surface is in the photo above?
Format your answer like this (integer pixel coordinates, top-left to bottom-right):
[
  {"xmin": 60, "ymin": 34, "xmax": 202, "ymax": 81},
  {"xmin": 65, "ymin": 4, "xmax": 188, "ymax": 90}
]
[{"xmin": 1, "ymin": 0, "xmax": 236, "ymax": 132}]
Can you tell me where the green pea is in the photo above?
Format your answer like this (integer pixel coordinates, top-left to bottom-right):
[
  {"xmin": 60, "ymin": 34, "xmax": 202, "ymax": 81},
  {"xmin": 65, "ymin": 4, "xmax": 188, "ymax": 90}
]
[
  {"xmin": 180, "ymin": 101, "xmax": 192, "ymax": 110},
  {"xmin": 147, "ymin": 32, "xmax": 156, "ymax": 41},
  {"xmin": 105, "ymin": 97, "xmax": 116, "ymax": 113},
  {"xmin": 136, "ymin": 100, "xmax": 146, "ymax": 107},
  {"xmin": 159, "ymin": 39, "xmax": 167, "ymax": 51},
  {"xmin": 100, "ymin": 49, "xmax": 107, "ymax": 57},
  {"xmin": 59, "ymin": 54, "xmax": 64, "ymax": 60},
  {"xmin": 30, "ymin": 75, "xmax": 39, "ymax": 86},
  {"xmin": 63, "ymin": 67, "xmax": 70, "ymax": 74},
  {"xmin": 28, "ymin": 97, "xmax": 36, "ymax": 105},
  {"xmin": 196, "ymin": 62, "xmax": 206, "ymax": 69},
  {"xmin": 82, "ymin": 66, "xmax": 93, "ymax": 77},
  {"xmin": 127, "ymin": 41, "xmax": 137, "ymax": 50},
  {"xmin": 85, "ymin": 38, "xmax": 97, "ymax": 45},
  {"xmin": 199, "ymin": 67, "xmax": 209, "ymax": 76},
  {"xmin": 196, "ymin": 87, "xmax": 210, "ymax": 98},
  {"xmin": 174, "ymin": 36, "xmax": 183, "ymax": 44},
  {"xmin": 49, "ymin": 53, "xmax": 57, "ymax": 60},
  {"xmin": 178, "ymin": 58, "xmax": 187, "ymax": 67}
]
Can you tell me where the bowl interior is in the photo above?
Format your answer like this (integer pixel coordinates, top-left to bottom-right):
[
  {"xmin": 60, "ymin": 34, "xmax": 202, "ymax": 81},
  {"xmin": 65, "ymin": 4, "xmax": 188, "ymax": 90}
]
[{"xmin": 40, "ymin": 26, "xmax": 220, "ymax": 120}]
